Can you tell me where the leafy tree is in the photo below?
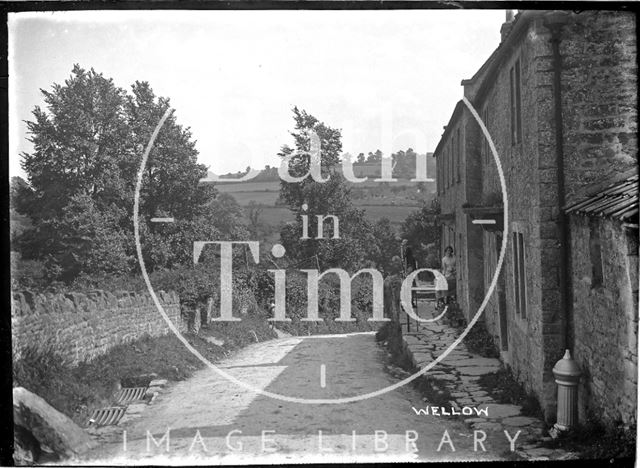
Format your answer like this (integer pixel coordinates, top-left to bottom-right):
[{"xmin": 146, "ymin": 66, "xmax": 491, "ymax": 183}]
[
  {"xmin": 23, "ymin": 193, "xmax": 133, "ymax": 282},
  {"xmin": 400, "ymin": 199, "xmax": 440, "ymax": 265},
  {"xmin": 20, "ymin": 65, "xmax": 131, "ymax": 221},
  {"xmin": 277, "ymin": 108, "xmax": 375, "ymax": 271},
  {"xmin": 370, "ymin": 217, "xmax": 400, "ymax": 274},
  {"xmin": 13, "ymin": 65, "xmax": 235, "ymax": 282},
  {"xmin": 391, "ymin": 147, "xmax": 420, "ymax": 179},
  {"xmin": 246, "ymin": 200, "xmax": 264, "ymax": 238},
  {"xmin": 124, "ymin": 80, "xmax": 215, "ymax": 222},
  {"xmin": 366, "ymin": 149, "xmax": 383, "ymax": 163}
]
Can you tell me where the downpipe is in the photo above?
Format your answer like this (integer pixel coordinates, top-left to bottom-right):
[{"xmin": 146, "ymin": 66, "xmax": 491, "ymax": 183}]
[{"xmin": 545, "ymin": 13, "xmax": 581, "ymax": 436}]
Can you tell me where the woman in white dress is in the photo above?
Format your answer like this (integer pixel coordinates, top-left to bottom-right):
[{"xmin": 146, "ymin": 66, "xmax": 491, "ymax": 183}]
[{"xmin": 437, "ymin": 246, "xmax": 456, "ymax": 305}]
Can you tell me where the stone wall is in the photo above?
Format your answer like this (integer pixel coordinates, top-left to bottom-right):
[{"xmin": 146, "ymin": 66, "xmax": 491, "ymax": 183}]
[
  {"xmin": 570, "ymin": 216, "xmax": 638, "ymax": 427},
  {"xmin": 559, "ymin": 11, "xmax": 637, "ymax": 203},
  {"xmin": 12, "ymin": 289, "xmax": 184, "ymax": 366}
]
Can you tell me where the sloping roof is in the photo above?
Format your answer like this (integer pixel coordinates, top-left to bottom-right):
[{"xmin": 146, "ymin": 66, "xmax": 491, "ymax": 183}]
[
  {"xmin": 564, "ymin": 175, "xmax": 638, "ymax": 222},
  {"xmin": 433, "ymin": 100, "xmax": 464, "ymax": 157}
]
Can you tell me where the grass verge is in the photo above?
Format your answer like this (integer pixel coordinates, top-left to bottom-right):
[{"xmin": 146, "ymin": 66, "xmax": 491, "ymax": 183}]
[
  {"xmin": 377, "ymin": 321, "xmax": 453, "ymax": 410},
  {"xmin": 13, "ymin": 314, "xmax": 276, "ymax": 427}
]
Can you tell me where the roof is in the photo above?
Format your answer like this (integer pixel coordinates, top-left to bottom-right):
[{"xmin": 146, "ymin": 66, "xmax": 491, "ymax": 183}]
[
  {"xmin": 468, "ymin": 10, "xmax": 573, "ymax": 108},
  {"xmin": 433, "ymin": 100, "xmax": 465, "ymax": 157},
  {"xmin": 564, "ymin": 175, "xmax": 638, "ymax": 222}
]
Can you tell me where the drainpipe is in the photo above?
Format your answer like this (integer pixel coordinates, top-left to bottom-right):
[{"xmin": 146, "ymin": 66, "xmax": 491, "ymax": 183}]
[
  {"xmin": 546, "ymin": 16, "xmax": 572, "ymax": 353},
  {"xmin": 546, "ymin": 13, "xmax": 581, "ymax": 433}
]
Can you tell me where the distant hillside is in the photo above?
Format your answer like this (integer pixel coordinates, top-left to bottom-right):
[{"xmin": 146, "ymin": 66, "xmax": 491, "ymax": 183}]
[
  {"xmin": 202, "ymin": 152, "xmax": 436, "ymax": 185},
  {"xmin": 203, "ymin": 166, "xmax": 279, "ymax": 183}
]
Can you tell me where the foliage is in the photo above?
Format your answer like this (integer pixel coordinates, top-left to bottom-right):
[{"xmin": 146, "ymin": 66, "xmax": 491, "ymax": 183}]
[
  {"xmin": 18, "ymin": 65, "xmax": 131, "ymax": 221},
  {"xmin": 277, "ymin": 108, "xmax": 381, "ymax": 272},
  {"xmin": 12, "ymin": 65, "xmax": 242, "ymax": 282},
  {"xmin": 246, "ymin": 200, "xmax": 264, "ymax": 238},
  {"xmin": 125, "ymin": 80, "xmax": 216, "ymax": 221},
  {"xmin": 366, "ymin": 149, "xmax": 383, "ymax": 163},
  {"xmin": 400, "ymin": 199, "xmax": 441, "ymax": 264},
  {"xmin": 542, "ymin": 417, "xmax": 636, "ymax": 460},
  {"xmin": 391, "ymin": 148, "xmax": 417, "ymax": 179},
  {"xmin": 266, "ymin": 271, "xmax": 378, "ymax": 336},
  {"xmin": 10, "ymin": 254, "xmax": 47, "ymax": 291}
]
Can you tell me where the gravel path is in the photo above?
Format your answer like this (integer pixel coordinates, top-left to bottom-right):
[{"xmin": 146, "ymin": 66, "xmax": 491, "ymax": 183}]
[{"xmin": 82, "ymin": 332, "xmax": 513, "ymax": 464}]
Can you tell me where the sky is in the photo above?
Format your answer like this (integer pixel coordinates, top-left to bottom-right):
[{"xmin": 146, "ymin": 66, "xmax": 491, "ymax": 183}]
[{"xmin": 9, "ymin": 9, "xmax": 505, "ymax": 178}]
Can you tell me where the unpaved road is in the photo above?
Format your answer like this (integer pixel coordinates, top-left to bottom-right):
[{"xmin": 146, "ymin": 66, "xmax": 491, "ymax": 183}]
[{"xmin": 83, "ymin": 332, "xmax": 513, "ymax": 464}]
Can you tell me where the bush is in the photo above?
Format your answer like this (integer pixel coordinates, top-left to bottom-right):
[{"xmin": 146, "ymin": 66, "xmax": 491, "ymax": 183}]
[
  {"xmin": 269, "ymin": 271, "xmax": 378, "ymax": 336},
  {"xmin": 10, "ymin": 254, "xmax": 47, "ymax": 291},
  {"xmin": 542, "ymin": 415, "xmax": 636, "ymax": 460}
]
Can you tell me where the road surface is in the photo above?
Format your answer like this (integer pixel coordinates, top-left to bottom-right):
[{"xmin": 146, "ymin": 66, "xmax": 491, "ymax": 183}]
[{"xmin": 83, "ymin": 332, "xmax": 513, "ymax": 464}]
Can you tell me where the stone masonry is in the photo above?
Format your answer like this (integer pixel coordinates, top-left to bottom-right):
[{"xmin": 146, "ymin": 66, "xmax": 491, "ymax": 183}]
[
  {"xmin": 570, "ymin": 215, "xmax": 638, "ymax": 426},
  {"xmin": 12, "ymin": 289, "xmax": 184, "ymax": 366},
  {"xmin": 436, "ymin": 10, "xmax": 638, "ymax": 423}
]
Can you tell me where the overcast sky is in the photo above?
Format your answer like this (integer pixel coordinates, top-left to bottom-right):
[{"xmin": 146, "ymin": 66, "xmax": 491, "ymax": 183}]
[{"xmin": 9, "ymin": 9, "xmax": 505, "ymax": 178}]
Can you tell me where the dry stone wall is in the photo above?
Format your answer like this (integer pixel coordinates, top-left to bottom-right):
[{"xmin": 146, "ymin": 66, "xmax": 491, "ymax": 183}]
[{"xmin": 12, "ymin": 289, "xmax": 184, "ymax": 366}]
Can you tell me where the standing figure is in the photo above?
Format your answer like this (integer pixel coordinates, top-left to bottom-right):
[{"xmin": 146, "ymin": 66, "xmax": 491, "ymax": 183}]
[
  {"xmin": 437, "ymin": 245, "xmax": 457, "ymax": 305},
  {"xmin": 400, "ymin": 239, "xmax": 417, "ymax": 276}
]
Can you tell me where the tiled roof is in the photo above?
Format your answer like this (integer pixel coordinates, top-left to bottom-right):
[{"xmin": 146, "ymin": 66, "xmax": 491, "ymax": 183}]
[{"xmin": 564, "ymin": 175, "xmax": 638, "ymax": 222}]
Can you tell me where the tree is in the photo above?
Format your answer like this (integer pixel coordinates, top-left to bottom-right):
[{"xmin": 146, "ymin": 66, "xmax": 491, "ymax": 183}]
[
  {"xmin": 277, "ymin": 108, "xmax": 375, "ymax": 271},
  {"xmin": 370, "ymin": 217, "xmax": 400, "ymax": 274},
  {"xmin": 33, "ymin": 193, "xmax": 132, "ymax": 282},
  {"xmin": 14, "ymin": 65, "xmax": 231, "ymax": 282},
  {"xmin": 246, "ymin": 200, "xmax": 264, "ymax": 238},
  {"xmin": 20, "ymin": 65, "xmax": 131, "ymax": 221},
  {"xmin": 366, "ymin": 149, "xmax": 383, "ymax": 163},
  {"xmin": 400, "ymin": 199, "xmax": 440, "ymax": 264},
  {"xmin": 356, "ymin": 153, "xmax": 365, "ymax": 164},
  {"xmin": 124, "ymin": 80, "xmax": 215, "ymax": 222}
]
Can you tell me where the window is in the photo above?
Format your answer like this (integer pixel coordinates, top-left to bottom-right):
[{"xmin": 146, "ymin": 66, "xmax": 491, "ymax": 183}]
[
  {"xmin": 589, "ymin": 218, "xmax": 603, "ymax": 288},
  {"xmin": 444, "ymin": 147, "xmax": 448, "ymax": 190},
  {"xmin": 509, "ymin": 58, "xmax": 522, "ymax": 145},
  {"xmin": 512, "ymin": 231, "xmax": 527, "ymax": 318},
  {"xmin": 447, "ymin": 145, "xmax": 451, "ymax": 188},
  {"xmin": 456, "ymin": 128, "xmax": 462, "ymax": 183},
  {"xmin": 482, "ymin": 106, "xmax": 490, "ymax": 165},
  {"xmin": 458, "ymin": 233, "xmax": 463, "ymax": 280},
  {"xmin": 451, "ymin": 136, "xmax": 456, "ymax": 186},
  {"xmin": 443, "ymin": 149, "xmax": 447, "ymax": 190},
  {"xmin": 437, "ymin": 154, "xmax": 441, "ymax": 194}
]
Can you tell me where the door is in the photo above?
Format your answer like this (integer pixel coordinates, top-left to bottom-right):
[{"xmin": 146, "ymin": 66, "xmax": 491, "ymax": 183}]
[{"xmin": 496, "ymin": 234, "xmax": 508, "ymax": 351}]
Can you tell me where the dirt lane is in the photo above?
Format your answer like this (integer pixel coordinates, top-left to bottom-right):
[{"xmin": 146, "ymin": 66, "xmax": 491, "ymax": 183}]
[{"xmin": 83, "ymin": 332, "xmax": 513, "ymax": 464}]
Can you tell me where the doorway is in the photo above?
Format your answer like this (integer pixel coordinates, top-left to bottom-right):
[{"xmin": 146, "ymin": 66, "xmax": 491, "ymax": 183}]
[{"xmin": 496, "ymin": 234, "xmax": 508, "ymax": 351}]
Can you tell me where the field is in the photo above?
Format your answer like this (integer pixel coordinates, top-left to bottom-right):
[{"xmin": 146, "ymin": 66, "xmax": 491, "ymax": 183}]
[
  {"xmin": 214, "ymin": 181, "xmax": 281, "ymax": 192},
  {"xmin": 216, "ymin": 180, "xmax": 428, "ymax": 240}
]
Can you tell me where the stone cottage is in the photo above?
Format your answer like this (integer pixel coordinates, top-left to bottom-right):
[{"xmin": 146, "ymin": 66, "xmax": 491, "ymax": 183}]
[
  {"xmin": 433, "ymin": 9, "xmax": 638, "ymax": 425},
  {"xmin": 564, "ymin": 173, "xmax": 638, "ymax": 426},
  {"xmin": 433, "ymin": 101, "xmax": 484, "ymax": 323}
]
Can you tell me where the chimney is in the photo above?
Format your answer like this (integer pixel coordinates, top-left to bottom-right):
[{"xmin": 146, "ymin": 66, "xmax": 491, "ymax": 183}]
[{"xmin": 500, "ymin": 10, "xmax": 517, "ymax": 42}]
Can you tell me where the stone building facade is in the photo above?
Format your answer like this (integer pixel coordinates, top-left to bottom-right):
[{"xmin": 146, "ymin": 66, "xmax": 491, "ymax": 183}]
[
  {"xmin": 434, "ymin": 102, "xmax": 484, "ymax": 322},
  {"xmin": 434, "ymin": 10, "xmax": 638, "ymax": 425}
]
